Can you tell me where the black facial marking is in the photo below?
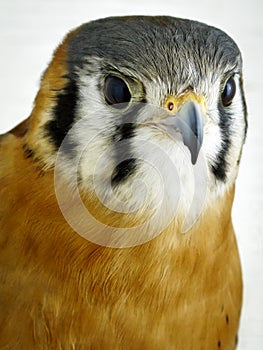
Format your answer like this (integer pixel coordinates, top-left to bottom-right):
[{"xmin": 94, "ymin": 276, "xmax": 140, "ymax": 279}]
[
  {"xmin": 111, "ymin": 104, "xmax": 143, "ymax": 185},
  {"xmin": 211, "ymin": 104, "xmax": 232, "ymax": 181},
  {"xmin": 212, "ymin": 75, "xmax": 247, "ymax": 182},
  {"xmin": 111, "ymin": 158, "xmax": 137, "ymax": 185},
  {"xmin": 45, "ymin": 77, "xmax": 78, "ymax": 152},
  {"xmin": 113, "ymin": 123, "xmax": 135, "ymax": 142},
  {"xmin": 218, "ymin": 340, "xmax": 221, "ymax": 348}
]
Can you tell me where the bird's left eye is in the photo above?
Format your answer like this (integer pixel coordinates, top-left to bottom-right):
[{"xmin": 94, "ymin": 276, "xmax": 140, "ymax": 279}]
[
  {"xmin": 221, "ymin": 76, "xmax": 236, "ymax": 107},
  {"xmin": 104, "ymin": 75, "xmax": 131, "ymax": 108}
]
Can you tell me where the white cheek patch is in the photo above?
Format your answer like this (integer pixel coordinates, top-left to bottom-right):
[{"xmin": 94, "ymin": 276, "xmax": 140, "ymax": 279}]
[
  {"xmin": 130, "ymin": 127, "xmax": 209, "ymax": 230},
  {"xmin": 58, "ymin": 102, "xmax": 210, "ymax": 238},
  {"xmin": 202, "ymin": 117, "xmax": 222, "ymax": 166},
  {"xmin": 74, "ymin": 74, "xmax": 119, "ymax": 183}
]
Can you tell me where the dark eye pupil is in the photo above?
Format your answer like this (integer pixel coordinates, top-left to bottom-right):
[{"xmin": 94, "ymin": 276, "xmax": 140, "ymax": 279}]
[
  {"xmin": 104, "ymin": 75, "xmax": 131, "ymax": 107},
  {"xmin": 221, "ymin": 76, "xmax": 236, "ymax": 107}
]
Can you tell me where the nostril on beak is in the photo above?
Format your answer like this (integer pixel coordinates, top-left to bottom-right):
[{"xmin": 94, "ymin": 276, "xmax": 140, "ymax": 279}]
[
  {"xmin": 165, "ymin": 96, "xmax": 178, "ymax": 113},
  {"xmin": 168, "ymin": 102, "xmax": 174, "ymax": 111}
]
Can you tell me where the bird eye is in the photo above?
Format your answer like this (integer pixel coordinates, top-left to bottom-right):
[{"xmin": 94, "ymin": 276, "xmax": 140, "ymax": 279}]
[
  {"xmin": 104, "ymin": 75, "xmax": 131, "ymax": 108},
  {"xmin": 221, "ymin": 76, "xmax": 236, "ymax": 107}
]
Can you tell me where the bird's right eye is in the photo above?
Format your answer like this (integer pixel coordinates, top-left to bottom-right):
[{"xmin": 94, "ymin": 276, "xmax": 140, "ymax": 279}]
[
  {"xmin": 221, "ymin": 76, "xmax": 236, "ymax": 107},
  {"xmin": 104, "ymin": 75, "xmax": 131, "ymax": 108}
]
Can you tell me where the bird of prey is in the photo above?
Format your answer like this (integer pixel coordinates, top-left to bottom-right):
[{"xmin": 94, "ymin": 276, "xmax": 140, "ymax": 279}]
[{"xmin": 0, "ymin": 16, "xmax": 247, "ymax": 349}]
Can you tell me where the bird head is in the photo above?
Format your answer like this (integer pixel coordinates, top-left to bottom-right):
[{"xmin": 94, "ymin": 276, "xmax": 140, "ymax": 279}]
[{"xmin": 23, "ymin": 16, "xmax": 247, "ymax": 246}]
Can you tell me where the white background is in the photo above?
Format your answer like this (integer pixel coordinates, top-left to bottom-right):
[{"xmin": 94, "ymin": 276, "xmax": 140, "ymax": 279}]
[{"xmin": 0, "ymin": 1, "xmax": 262, "ymax": 348}]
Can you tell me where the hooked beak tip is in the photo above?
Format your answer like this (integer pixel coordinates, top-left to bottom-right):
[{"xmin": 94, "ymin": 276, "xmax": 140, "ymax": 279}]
[{"xmin": 174, "ymin": 101, "xmax": 204, "ymax": 165}]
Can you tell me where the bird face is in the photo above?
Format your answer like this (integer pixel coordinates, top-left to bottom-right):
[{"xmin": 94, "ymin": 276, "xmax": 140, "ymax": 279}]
[{"xmin": 28, "ymin": 16, "xmax": 247, "ymax": 242}]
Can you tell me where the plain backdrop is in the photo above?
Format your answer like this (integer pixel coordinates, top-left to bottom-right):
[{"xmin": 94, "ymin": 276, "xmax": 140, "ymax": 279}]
[{"xmin": 0, "ymin": 1, "xmax": 262, "ymax": 348}]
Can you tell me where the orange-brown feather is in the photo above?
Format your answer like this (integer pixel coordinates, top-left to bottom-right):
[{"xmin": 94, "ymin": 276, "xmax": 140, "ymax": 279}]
[{"xmin": 0, "ymin": 133, "xmax": 242, "ymax": 349}]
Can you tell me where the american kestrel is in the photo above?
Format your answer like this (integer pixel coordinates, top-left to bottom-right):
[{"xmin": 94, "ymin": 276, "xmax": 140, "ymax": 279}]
[{"xmin": 0, "ymin": 16, "xmax": 247, "ymax": 349}]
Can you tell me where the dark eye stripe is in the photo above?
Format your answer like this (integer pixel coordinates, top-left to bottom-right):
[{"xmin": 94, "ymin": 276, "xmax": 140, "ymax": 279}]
[
  {"xmin": 211, "ymin": 75, "xmax": 241, "ymax": 181},
  {"xmin": 211, "ymin": 103, "xmax": 233, "ymax": 181},
  {"xmin": 45, "ymin": 77, "xmax": 78, "ymax": 154},
  {"xmin": 111, "ymin": 104, "xmax": 144, "ymax": 185},
  {"xmin": 111, "ymin": 158, "xmax": 137, "ymax": 185}
]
